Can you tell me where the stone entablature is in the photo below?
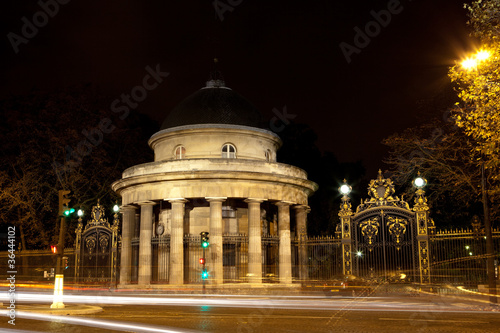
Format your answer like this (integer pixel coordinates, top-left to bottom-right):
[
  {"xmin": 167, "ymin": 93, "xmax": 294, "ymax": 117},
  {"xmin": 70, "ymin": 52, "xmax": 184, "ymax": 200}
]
[
  {"xmin": 122, "ymin": 158, "xmax": 309, "ymax": 179},
  {"xmin": 149, "ymin": 124, "xmax": 282, "ymax": 162}
]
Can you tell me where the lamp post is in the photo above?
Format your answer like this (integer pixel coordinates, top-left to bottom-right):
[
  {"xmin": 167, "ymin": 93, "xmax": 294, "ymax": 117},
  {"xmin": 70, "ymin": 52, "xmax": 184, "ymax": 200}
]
[
  {"xmin": 413, "ymin": 172, "xmax": 432, "ymax": 284},
  {"xmin": 461, "ymin": 50, "xmax": 497, "ymax": 303},
  {"xmin": 481, "ymin": 160, "xmax": 497, "ymax": 303},
  {"xmin": 339, "ymin": 180, "xmax": 353, "ymax": 278}
]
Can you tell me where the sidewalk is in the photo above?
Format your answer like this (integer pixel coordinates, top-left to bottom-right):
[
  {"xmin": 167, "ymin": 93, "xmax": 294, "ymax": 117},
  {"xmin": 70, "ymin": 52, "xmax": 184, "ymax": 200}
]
[{"xmin": 1, "ymin": 302, "xmax": 102, "ymax": 315}]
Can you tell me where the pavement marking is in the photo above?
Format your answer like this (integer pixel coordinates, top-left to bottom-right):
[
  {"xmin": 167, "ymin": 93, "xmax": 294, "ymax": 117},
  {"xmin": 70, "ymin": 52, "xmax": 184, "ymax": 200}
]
[{"xmin": 379, "ymin": 318, "xmax": 489, "ymax": 323}]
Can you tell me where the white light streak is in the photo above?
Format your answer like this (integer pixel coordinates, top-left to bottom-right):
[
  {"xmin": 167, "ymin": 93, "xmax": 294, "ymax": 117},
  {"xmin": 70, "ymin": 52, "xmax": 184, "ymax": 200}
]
[{"xmin": 0, "ymin": 310, "xmax": 196, "ymax": 333}]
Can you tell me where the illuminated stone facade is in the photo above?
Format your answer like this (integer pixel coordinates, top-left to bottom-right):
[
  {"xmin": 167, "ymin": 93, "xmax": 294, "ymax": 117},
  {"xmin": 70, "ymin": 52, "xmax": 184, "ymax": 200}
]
[{"xmin": 112, "ymin": 79, "xmax": 318, "ymax": 286}]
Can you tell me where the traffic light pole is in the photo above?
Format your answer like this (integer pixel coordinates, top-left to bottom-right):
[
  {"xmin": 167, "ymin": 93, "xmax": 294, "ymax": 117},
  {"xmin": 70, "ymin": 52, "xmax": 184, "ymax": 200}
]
[
  {"xmin": 55, "ymin": 216, "xmax": 66, "ymax": 275},
  {"xmin": 51, "ymin": 215, "xmax": 66, "ymax": 309},
  {"xmin": 52, "ymin": 189, "xmax": 72, "ymax": 308},
  {"xmin": 202, "ymin": 247, "xmax": 206, "ymax": 294}
]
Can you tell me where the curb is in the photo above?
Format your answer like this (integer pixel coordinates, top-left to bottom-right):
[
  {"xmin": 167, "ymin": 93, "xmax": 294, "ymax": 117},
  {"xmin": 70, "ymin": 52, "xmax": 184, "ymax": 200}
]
[{"xmin": 9, "ymin": 304, "xmax": 103, "ymax": 315}]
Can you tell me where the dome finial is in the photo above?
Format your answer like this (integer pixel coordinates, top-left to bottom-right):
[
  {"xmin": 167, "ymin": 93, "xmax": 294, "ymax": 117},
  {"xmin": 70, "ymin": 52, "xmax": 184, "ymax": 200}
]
[{"xmin": 206, "ymin": 58, "xmax": 225, "ymax": 88}]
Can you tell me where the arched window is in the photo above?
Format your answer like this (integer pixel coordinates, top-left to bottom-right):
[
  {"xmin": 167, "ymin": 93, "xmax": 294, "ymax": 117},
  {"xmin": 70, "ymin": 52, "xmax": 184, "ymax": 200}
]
[
  {"xmin": 174, "ymin": 146, "xmax": 186, "ymax": 159},
  {"xmin": 265, "ymin": 149, "xmax": 272, "ymax": 162},
  {"xmin": 221, "ymin": 143, "xmax": 236, "ymax": 158}
]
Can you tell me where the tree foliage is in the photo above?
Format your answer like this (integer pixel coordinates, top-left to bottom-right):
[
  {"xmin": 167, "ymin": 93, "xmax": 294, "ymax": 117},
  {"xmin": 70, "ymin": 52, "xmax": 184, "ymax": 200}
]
[
  {"xmin": 0, "ymin": 85, "xmax": 156, "ymax": 249},
  {"xmin": 383, "ymin": 118, "xmax": 499, "ymax": 228},
  {"xmin": 448, "ymin": 0, "xmax": 500, "ymax": 165}
]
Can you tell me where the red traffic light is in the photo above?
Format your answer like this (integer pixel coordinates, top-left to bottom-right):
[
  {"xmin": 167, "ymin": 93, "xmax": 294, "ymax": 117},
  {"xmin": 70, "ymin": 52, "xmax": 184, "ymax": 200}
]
[
  {"xmin": 199, "ymin": 258, "xmax": 205, "ymax": 265},
  {"xmin": 51, "ymin": 245, "xmax": 58, "ymax": 254}
]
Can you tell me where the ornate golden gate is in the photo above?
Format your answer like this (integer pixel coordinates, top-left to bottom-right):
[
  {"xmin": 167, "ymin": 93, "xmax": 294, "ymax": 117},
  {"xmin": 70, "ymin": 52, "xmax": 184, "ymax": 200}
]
[
  {"xmin": 75, "ymin": 202, "xmax": 120, "ymax": 284},
  {"xmin": 339, "ymin": 171, "xmax": 432, "ymax": 283}
]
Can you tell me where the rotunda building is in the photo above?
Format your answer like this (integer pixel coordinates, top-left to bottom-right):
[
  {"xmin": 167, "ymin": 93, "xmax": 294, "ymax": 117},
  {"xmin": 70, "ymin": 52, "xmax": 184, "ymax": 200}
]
[{"xmin": 112, "ymin": 78, "xmax": 318, "ymax": 287}]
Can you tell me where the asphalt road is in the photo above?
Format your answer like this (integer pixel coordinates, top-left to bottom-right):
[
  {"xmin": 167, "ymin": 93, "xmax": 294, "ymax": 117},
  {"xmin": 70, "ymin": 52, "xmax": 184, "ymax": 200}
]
[{"xmin": 2, "ymin": 295, "xmax": 500, "ymax": 333}]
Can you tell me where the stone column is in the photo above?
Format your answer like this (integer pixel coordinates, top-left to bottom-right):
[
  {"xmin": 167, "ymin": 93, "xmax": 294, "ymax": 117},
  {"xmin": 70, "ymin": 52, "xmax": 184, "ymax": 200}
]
[
  {"xmin": 119, "ymin": 206, "xmax": 136, "ymax": 286},
  {"xmin": 294, "ymin": 205, "xmax": 309, "ymax": 281},
  {"xmin": 169, "ymin": 199, "xmax": 187, "ymax": 285},
  {"xmin": 277, "ymin": 202, "xmax": 292, "ymax": 284},
  {"xmin": 206, "ymin": 197, "xmax": 226, "ymax": 285},
  {"xmin": 245, "ymin": 198, "xmax": 264, "ymax": 284},
  {"xmin": 138, "ymin": 202, "xmax": 155, "ymax": 286}
]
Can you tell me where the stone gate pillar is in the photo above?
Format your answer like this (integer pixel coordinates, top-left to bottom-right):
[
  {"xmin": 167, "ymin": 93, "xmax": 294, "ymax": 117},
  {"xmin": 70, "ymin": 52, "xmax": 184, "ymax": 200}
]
[
  {"xmin": 414, "ymin": 185, "xmax": 431, "ymax": 284},
  {"xmin": 339, "ymin": 194, "xmax": 353, "ymax": 277}
]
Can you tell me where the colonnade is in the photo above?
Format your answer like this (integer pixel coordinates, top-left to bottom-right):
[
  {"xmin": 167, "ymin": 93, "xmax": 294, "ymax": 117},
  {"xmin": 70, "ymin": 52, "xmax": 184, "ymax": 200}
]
[{"xmin": 119, "ymin": 198, "xmax": 309, "ymax": 286}]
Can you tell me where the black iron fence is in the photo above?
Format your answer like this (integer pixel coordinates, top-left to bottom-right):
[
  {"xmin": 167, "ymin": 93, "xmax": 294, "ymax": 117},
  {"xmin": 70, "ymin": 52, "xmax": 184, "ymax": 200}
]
[
  {"xmin": 429, "ymin": 227, "xmax": 500, "ymax": 285},
  {"xmin": 1, "ymin": 228, "xmax": 499, "ymax": 286}
]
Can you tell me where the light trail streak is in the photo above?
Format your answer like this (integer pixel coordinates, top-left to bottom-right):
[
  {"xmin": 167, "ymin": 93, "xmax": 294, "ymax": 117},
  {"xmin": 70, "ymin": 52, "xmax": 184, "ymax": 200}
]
[
  {"xmin": 1, "ymin": 292, "xmax": 498, "ymax": 313},
  {"xmin": 0, "ymin": 310, "xmax": 199, "ymax": 333},
  {"xmin": 457, "ymin": 286, "xmax": 499, "ymax": 297}
]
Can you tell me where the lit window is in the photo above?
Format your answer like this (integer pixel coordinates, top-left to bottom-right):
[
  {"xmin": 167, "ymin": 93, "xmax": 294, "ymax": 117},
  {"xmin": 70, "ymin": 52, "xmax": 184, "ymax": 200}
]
[
  {"xmin": 221, "ymin": 143, "xmax": 236, "ymax": 158},
  {"xmin": 174, "ymin": 146, "xmax": 185, "ymax": 159},
  {"xmin": 265, "ymin": 149, "xmax": 272, "ymax": 161}
]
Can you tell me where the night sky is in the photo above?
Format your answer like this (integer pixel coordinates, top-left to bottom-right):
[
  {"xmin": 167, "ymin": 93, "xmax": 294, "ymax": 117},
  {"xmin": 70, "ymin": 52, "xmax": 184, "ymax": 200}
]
[{"xmin": 1, "ymin": 0, "xmax": 476, "ymax": 177}]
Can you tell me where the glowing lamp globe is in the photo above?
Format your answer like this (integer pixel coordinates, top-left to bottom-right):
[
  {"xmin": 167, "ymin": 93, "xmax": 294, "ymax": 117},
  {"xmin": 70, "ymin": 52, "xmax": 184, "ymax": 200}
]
[
  {"xmin": 340, "ymin": 184, "xmax": 351, "ymax": 195},
  {"xmin": 413, "ymin": 177, "xmax": 426, "ymax": 188}
]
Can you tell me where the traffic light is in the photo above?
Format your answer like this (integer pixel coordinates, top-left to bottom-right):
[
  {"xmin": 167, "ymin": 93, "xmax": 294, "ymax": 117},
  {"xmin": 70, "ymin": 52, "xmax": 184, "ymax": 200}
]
[
  {"xmin": 199, "ymin": 258, "xmax": 205, "ymax": 265},
  {"xmin": 201, "ymin": 270, "xmax": 209, "ymax": 280},
  {"xmin": 200, "ymin": 231, "xmax": 209, "ymax": 248},
  {"xmin": 64, "ymin": 207, "xmax": 75, "ymax": 216},
  {"xmin": 58, "ymin": 190, "xmax": 72, "ymax": 217},
  {"xmin": 63, "ymin": 256, "xmax": 69, "ymax": 269},
  {"xmin": 51, "ymin": 245, "xmax": 58, "ymax": 254}
]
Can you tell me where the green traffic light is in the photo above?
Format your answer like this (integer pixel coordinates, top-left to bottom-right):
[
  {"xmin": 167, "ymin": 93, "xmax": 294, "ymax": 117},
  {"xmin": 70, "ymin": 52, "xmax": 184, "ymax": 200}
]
[
  {"xmin": 202, "ymin": 241, "xmax": 209, "ymax": 248},
  {"xmin": 64, "ymin": 208, "xmax": 75, "ymax": 216},
  {"xmin": 202, "ymin": 270, "xmax": 208, "ymax": 279}
]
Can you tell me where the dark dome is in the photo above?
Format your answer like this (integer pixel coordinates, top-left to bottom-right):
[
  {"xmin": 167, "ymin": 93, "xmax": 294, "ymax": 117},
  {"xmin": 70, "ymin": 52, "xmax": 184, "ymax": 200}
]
[{"xmin": 161, "ymin": 80, "xmax": 263, "ymax": 130}]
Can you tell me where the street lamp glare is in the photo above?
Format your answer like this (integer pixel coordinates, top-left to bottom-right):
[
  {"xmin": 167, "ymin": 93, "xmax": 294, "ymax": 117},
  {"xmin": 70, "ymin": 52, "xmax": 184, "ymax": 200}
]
[
  {"xmin": 414, "ymin": 177, "xmax": 426, "ymax": 188},
  {"xmin": 476, "ymin": 50, "xmax": 490, "ymax": 61},
  {"xmin": 340, "ymin": 184, "xmax": 351, "ymax": 195},
  {"xmin": 113, "ymin": 204, "xmax": 119, "ymax": 213},
  {"xmin": 462, "ymin": 57, "xmax": 477, "ymax": 70},
  {"xmin": 461, "ymin": 49, "xmax": 490, "ymax": 70},
  {"xmin": 356, "ymin": 251, "xmax": 362, "ymax": 257},
  {"xmin": 77, "ymin": 209, "xmax": 83, "ymax": 217}
]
